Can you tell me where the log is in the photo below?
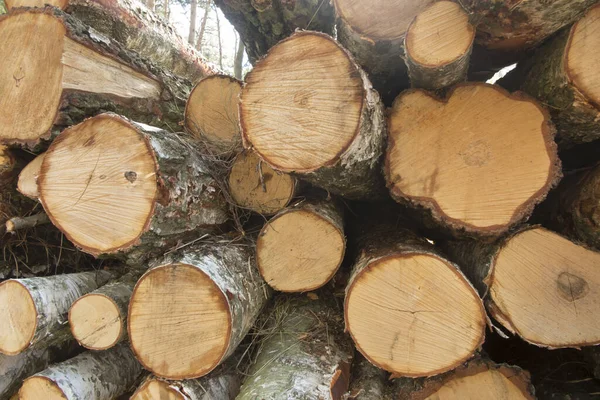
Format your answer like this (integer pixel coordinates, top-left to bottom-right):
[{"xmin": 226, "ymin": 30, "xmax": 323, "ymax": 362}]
[
  {"xmin": 214, "ymin": 0, "xmax": 335, "ymax": 64},
  {"xmin": 519, "ymin": 4, "xmax": 600, "ymax": 147},
  {"xmin": 19, "ymin": 342, "xmax": 143, "ymax": 400},
  {"xmin": 345, "ymin": 227, "xmax": 486, "ymax": 377},
  {"xmin": 0, "ymin": 270, "xmax": 114, "ymax": 355},
  {"xmin": 257, "ymin": 199, "xmax": 345, "ymax": 292},
  {"xmin": 241, "ymin": 31, "xmax": 386, "ymax": 200},
  {"xmin": 68, "ymin": 271, "xmax": 141, "ymax": 350},
  {"xmin": 442, "ymin": 226, "xmax": 600, "ymax": 348},
  {"xmin": 385, "ymin": 83, "xmax": 561, "ymax": 237},
  {"xmin": 404, "ymin": 1, "xmax": 474, "ymax": 90},
  {"xmin": 228, "ymin": 150, "xmax": 297, "ymax": 215},
  {"xmin": 237, "ymin": 294, "xmax": 354, "ymax": 400},
  {"xmin": 5, "ymin": 213, "xmax": 50, "ymax": 233},
  {"xmin": 128, "ymin": 239, "xmax": 269, "ymax": 379},
  {"xmin": 38, "ymin": 113, "xmax": 229, "ymax": 264},
  {"xmin": 4, "ymin": 0, "xmax": 212, "ymax": 82},
  {"xmin": 0, "ymin": 8, "xmax": 192, "ymax": 147},
  {"xmin": 345, "ymin": 355, "xmax": 389, "ymax": 400},
  {"xmin": 0, "ymin": 328, "xmax": 80, "ymax": 399},
  {"xmin": 17, "ymin": 153, "xmax": 45, "ymax": 200},
  {"xmin": 332, "ymin": 0, "xmax": 434, "ymax": 103},
  {"xmin": 392, "ymin": 357, "xmax": 535, "ymax": 399},
  {"xmin": 185, "ymin": 75, "xmax": 243, "ymax": 157}
]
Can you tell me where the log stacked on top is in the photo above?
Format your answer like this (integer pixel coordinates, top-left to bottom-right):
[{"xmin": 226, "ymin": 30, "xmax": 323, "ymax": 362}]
[{"xmin": 1, "ymin": 0, "xmax": 600, "ymax": 399}]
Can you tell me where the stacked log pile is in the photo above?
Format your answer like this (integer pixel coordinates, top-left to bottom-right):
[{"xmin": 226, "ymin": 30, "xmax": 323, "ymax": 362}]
[{"xmin": 1, "ymin": 0, "xmax": 599, "ymax": 399}]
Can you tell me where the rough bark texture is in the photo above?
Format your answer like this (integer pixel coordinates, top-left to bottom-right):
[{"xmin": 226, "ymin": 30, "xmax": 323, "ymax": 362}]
[
  {"xmin": 405, "ymin": 48, "xmax": 472, "ymax": 91},
  {"xmin": 22, "ymin": 342, "xmax": 143, "ymax": 399},
  {"xmin": 40, "ymin": 114, "xmax": 229, "ymax": 265},
  {"xmin": 214, "ymin": 0, "xmax": 335, "ymax": 64},
  {"xmin": 519, "ymin": 22, "xmax": 600, "ymax": 148},
  {"xmin": 6, "ymin": 213, "xmax": 50, "ymax": 233},
  {"xmin": 0, "ymin": 328, "xmax": 80, "ymax": 399},
  {"xmin": 1, "ymin": 271, "xmax": 114, "ymax": 355},
  {"xmin": 237, "ymin": 294, "xmax": 354, "ymax": 400},
  {"xmin": 344, "ymin": 355, "xmax": 389, "ymax": 400}
]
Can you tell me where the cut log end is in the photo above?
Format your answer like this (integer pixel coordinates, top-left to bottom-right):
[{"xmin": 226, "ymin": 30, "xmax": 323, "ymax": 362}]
[
  {"xmin": 129, "ymin": 263, "xmax": 230, "ymax": 379},
  {"xmin": 131, "ymin": 379, "xmax": 184, "ymax": 400},
  {"xmin": 228, "ymin": 150, "xmax": 295, "ymax": 215},
  {"xmin": 566, "ymin": 5, "xmax": 600, "ymax": 108},
  {"xmin": 428, "ymin": 367, "xmax": 531, "ymax": 399},
  {"xmin": 346, "ymin": 254, "xmax": 485, "ymax": 377},
  {"xmin": 386, "ymin": 84, "xmax": 560, "ymax": 235},
  {"xmin": 490, "ymin": 227, "xmax": 600, "ymax": 348},
  {"xmin": 39, "ymin": 114, "xmax": 158, "ymax": 255},
  {"xmin": 257, "ymin": 207, "xmax": 345, "ymax": 292},
  {"xmin": 0, "ymin": 12, "xmax": 65, "ymax": 145},
  {"xmin": 19, "ymin": 376, "xmax": 66, "ymax": 400},
  {"xmin": 5, "ymin": 0, "xmax": 67, "ymax": 10},
  {"xmin": 69, "ymin": 294, "xmax": 123, "ymax": 351},
  {"xmin": 241, "ymin": 32, "xmax": 364, "ymax": 173},
  {"xmin": 406, "ymin": 1, "xmax": 472, "ymax": 67},
  {"xmin": 333, "ymin": 0, "xmax": 434, "ymax": 40},
  {"xmin": 0, "ymin": 280, "xmax": 36, "ymax": 355},
  {"xmin": 18, "ymin": 153, "xmax": 45, "ymax": 199},
  {"xmin": 185, "ymin": 75, "xmax": 243, "ymax": 155}
]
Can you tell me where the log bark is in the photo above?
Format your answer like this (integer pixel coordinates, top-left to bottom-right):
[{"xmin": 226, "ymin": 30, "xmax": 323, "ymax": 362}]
[
  {"xmin": 345, "ymin": 226, "xmax": 486, "ymax": 377},
  {"xmin": 442, "ymin": 226, "xmax": 600, "ymax": 348},
  {"xmin": 228, "ymin": 150, "xmax": 297, "ymax": 215},
  {"xmin": 344, "ymin": 355, "xmax": 389, "ymax": 400},
  {"xmin": 19, "ymin": 342, "xmax": 144, "ymax": 400},
  {"xmin": 241, "ymin": 31, "xmax": 386, "ymax": 200},
  {"xmin": 214, "ymin": 0, "xmax": 335, "ymax": 64},
  {"xmin": 128, "ymin": 238, "xmax": 270, "ymax": 379},
  {"xmin": 17, "ymin": 153, "xmax": 45, "ymax": 200},
  {"xmin": 38, "ymin": 113, "xmax": 229, "ymax": 265},
  {"xmin": 385, "ymin": 83, "xmax": 561, "ymax": 237},
  {"xmin": 5, "ymin": 213, "xmax": 50, "ymax": 233},
  {"xmin": 0, "ymin": 270, "xmax": 114, "ymax": 355},
  {"xmin": 68, "ymin": 271, "xmax": 142, "ymax": 350},
  {"xmin": 0, "ymin": 328, "xmax": 80, "ymax": 399},
  {"xmin": 391, "ymin": 357, "xmax": 535, "ymax": 399},
  {"xmin": 237, "ymin": 293, "xmax": 354, "ymax": 400},
  {"xmin": 518, "ymin": 5, "xmax": 600, "ymax": 148},
  {"xmin": 257, "ymin": 199, "xmax": 345, "ymax": 292},
  {"xmin": 404, "ymin": 1, "xmax": 474, "ymax": 90},
  {"xmin": 0, "ymin": 8, "xmax": 193, "ymax": 147}
]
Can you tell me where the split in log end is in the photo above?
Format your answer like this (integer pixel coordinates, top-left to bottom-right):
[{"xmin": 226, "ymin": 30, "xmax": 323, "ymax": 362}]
[
  {"xmin": 69, "ymin": 294, "xmax": 123, "ymax": 351},
  {"xmin": 0, "ymin": 280, "xmax": 36, "ymax": 355}
]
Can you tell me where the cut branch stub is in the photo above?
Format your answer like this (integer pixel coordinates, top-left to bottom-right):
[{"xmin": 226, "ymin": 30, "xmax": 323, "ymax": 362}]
[
  {"xmin": 241, "ymin": 31, "xmax": 386, "ymax": 200},
  {"xmin": 185, "ymin": 75, "xmax": 243, "ymax": 157},
  {"xmin": 444, "ymin": 226, "xmax": 600, "ymax": 348},
  {"xmin": 257, "ymin": 199, "xmax": 345, "ymax": 292},
  {"xmin": 386, "ymin": 83, "xmax": 561, "ymax": 236},
  {"xmin": 345, "ymin": 228, "xmax": 486, "ymax": 377},
  {"xmin": 520, "ymin": 4, "xmax": 600, "ymax": 147},
  {"xmin": 128, "ymin": 240, "xmax": 269, "ymax": 379},
  {"xmin": 404, "ymin": 1, "xmax": 474, "ymax": 90},
  {"xmin": 228, "ymin": 150, "xmax": 296, "ymax": 215},
  {"xmin": 38, "ymin": 113, "xmax": 229, "ymax": 263},
  {"xmin": 17, "ymin": 153, "xmax": 45, "ymax": 200}
]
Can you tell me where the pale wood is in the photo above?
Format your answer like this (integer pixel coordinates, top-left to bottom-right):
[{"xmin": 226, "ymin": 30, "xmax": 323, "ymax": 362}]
[
  {"xmin": 185, "ymin": 75, "xmax": 243, "ymax": 156},
  {"xmin": 228, "ymin": 150, "xmax": 296, "ymax": 215},
  {"xmin": 386, "ymin": 83, "xmax": 560, "ymax": 236},
  {"xmin": 257, "ymin": 200, "xmax": 345, "ymax": 292},
  {"xmin": 69, "ymin": 295, "xmax": 121, "ymax": 350},
  {"xmin": 17, "ymin": 153, "xmax": 45, "ymax": 200}
]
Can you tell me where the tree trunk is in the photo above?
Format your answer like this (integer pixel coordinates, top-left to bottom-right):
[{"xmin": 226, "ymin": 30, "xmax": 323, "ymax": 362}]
[
  {"xmin": 234, "ymin": 36, "xmax": 244, "ymax": 79},
  {"xmin": 196, "ymin": 0, "xmax": 212, "ymax": 51},
  {"xmin": 69, "ymin": 271, "xmax": 142, "ymax": 351},
  {"xmin": 517, "ymin": 5, "xmax": 600, "ymax": 148},
  {"xmin": 345, "ymin": 226, "xmax": 486, "ymax": 377},
  {"xmin": 237, "ymin": 293, "xmax": 354, "ymax": 400},
  {"xmin": 227, "ymin": 150, "xmax": 297, "ymax": 215},
  {"xmin": 0, "ymin": 8, "xmax": 193, "ymax": 147},
  {"xmin": 345, "ymin": 355, "xmax": 390, "ymax": 400},
  {"xmin": 404, "ymin": 1, "xmax": 474, "ymax": 90},
  {"xmin": 385, "ymin": 83, "xmax": 561, "ymax": 237},
  {"xmin": 0, "ymin": 271, "xmax": 114, "ymax": 355},
  {"xmin": 17, "ymin": 153, "xmax": 45, "ymax": 200},
  {"xmin": 241, "ymin": 31, "xmax": 386, "ymax": 200},
  {"xmin": 442, "ymin": 226, "xmax": 600, "ymax": 348},
  {"xmin": 214, "ymin": 0, "xmax": 335, "ymax": 64},
  {"xmin": 185, "ymin": 75, "xmax": 243, "ymax": 157},
  {"xmin": 128, "ymin": 238, "xmax": 270, "ymax": 380},
  {"xmin": 38, "ymin": 113, "xmax": 230, "ymax": 265},
  {"xmin": 19, "ymin": 342, "xmax": 144, "ymax": 400},
  {"xmin": 257, "ymin": 199, "xmax": 345, "ymax": 292},
  {"xmin": 0, "ymin": 328, "xmax": 80, "ymax": 399},
  {"xmin": 392, "ymin": 357, "xmax": 535, "ymax": 399},
  {"xmin": 188, "ymin": 0, "xmax": 198, "ymax": 45},
  {"xmin": 163, "ymin": 0, "xmax": 169, "ymax": 18},
  {"xmin": 215, "ymin": 7, "xmax": 223, "ymax": 69}
]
